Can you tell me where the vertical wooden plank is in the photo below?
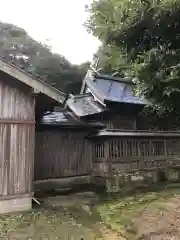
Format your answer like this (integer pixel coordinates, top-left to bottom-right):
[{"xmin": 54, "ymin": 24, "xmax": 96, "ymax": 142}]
[
  {"xmin": 5, "ymin": 125, "xmax": 11, "ymax": 195},
  {"xmin": 28, "ymin": 124, "xmax": 35, "ymax": 192},
  {"xmin": 8, "ymin": 124, "xmax": 17, "ymax": 195},
  {"xmin": 0, "ymin": 124, "xmax": 10, "ymax": 196}
]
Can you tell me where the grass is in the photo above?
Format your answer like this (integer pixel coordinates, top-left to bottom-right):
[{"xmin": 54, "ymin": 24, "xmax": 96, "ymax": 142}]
[
  {"xmin": 95, "ymin": 183, "xmax": 180, "ymax": 239},
  {"xmin": 0, "ymin": 206, "xmax": 103, "ymax": 240},
  {"xmin": 1, "ymin": 183, "xmax": 180, "ymax": 239}
]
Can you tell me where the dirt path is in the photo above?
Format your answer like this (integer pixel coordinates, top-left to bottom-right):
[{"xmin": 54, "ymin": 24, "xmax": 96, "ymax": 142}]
[{"xmin": 133, "ymin": 196, "xmax": 180, "ymax": 239}]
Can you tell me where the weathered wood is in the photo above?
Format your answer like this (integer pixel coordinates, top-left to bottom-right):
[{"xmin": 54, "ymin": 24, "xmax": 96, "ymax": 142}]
[
  {"xmin": 0, "ymin": 57, "xmax": 66, "ymax": 104},
  {"xmin": 0, "ymin": 78, "xmax": 35, "ymax": 120},
  {"xmin": 0, "ymin": 123, "xmax": 35, "ymax": 196},
  {"xmin": 101, "ymin": 115, "xmax": 135, "ymax": 130},
  {"xmin": 0, "ymin": 120, "xmax": 35, "ymax": 124},
  {"xmin": 0, "ymin": 74, "xmax": 35, "ymax": 202},
  {"xmin": 95, "ymin": 110, "xmax": 180, "ymax": 131},
  {"xmin": 0, "ymin": 193, "xmax": 32, "ymax": 201},
  {"xmin": 35, "ymin": 130, "xmax": 93, "ymax": 181},
  {"xmin": 93, "ymin": 137, "xmax": 180, "ymax": 177}
]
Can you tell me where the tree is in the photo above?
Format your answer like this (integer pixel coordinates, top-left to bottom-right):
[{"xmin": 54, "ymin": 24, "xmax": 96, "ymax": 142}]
[
  {"xmin": 0, "ymin": 21, "xmax": 88, "ymax": 94},
  {"xmin": 85, "ymin": 0, "xmax": 180, "ymax": 114}
]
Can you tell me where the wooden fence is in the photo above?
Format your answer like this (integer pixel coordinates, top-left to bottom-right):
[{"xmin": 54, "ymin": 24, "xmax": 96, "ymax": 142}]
[
  {"xmin": 93, "ymin": 137, "xmax": 180, "ymax": 180},
  {"xmin": 34, "ymin": 129, "xmax": 93, "ymax": 181}
]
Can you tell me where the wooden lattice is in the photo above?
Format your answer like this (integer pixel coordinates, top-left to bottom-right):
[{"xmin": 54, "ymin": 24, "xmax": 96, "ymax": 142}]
[{"xmin": 94, "ymin": 139, "xmax": 171, "ymax": 158}]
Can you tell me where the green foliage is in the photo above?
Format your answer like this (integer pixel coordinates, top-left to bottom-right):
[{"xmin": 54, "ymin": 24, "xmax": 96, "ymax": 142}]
[
  {"xmin": 95, "ymin": 44, "xmax": 128, "ymax": 75},
  {"xmin": 86, "ymin": 0, "xmax": 180, "ymax": 114},
  {"xmin": 0, "ymin": 21, "xmax": 89, "ymax": 94}
]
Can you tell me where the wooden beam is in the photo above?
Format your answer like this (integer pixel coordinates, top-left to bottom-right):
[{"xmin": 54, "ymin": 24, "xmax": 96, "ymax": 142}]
[
  {"xmin": 32, "ymin": 89, "xmax": 41, "ymax": 94},
  {"xmin": 92, "ymin": 130, "xmax": 180, "ymax": 137}
]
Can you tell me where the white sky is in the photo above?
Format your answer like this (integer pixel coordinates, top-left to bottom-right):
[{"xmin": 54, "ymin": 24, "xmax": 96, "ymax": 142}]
[{"xmin": 0, "ymin": 0, "xmax": 101, "ymax": 64}]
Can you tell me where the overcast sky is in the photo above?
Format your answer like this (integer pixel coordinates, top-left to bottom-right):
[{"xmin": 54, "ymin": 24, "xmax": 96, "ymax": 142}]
[{"xmin": 0, "ymin": 0, "xmax": 100, "ymax": 64}]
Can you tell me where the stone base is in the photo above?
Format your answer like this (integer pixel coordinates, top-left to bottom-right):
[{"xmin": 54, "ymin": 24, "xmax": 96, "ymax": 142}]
[
  {"xmin": 166, "ymin": 168, "xmax": 180, "ymax": 182},
  {"xmin": 34, "ymin": 176, "xmax": 91, "ymax": 192},
  {"xmin": 0, "ymin": 196, "xmax": 32, "ymax": 215}
]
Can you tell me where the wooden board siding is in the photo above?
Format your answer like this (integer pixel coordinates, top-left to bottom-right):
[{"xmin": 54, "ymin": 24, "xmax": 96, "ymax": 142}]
[
  {"xmin": 102, "ymin": 115, "xmax": 135, "ymax": 130},
  {"xmin": 100, "ymin": 113, "xmax": 179, "ymax": 131},
  {"xmin": 0, "ymin": 77, "xmax": 34, "ymax": 120},
  {"xmin": 0, "ymin": 76, "xmax": 35, "ymax": 198},
  {"xmin": 93, "ymin": 112, "xmax": 135, "ymax": 130},
  {"xmin": 93, "ymin": 137, "xmax": 180, "ymax": 177},
  {"xmin": 0, "ymin": 124, "xmax": 34, "ymax": 196},
  {"xmin": 97, "ymin": 110, "xmax": 180, "ymax": 131},
  {"xmin": 34, "ymin": 130, "xmax": 93, "ymax": 181}
]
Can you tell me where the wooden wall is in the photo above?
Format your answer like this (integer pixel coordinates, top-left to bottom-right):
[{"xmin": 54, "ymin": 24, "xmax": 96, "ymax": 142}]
[
  {"xmin": 101, "ymin": 115, "xmax": 135, "ymax": 130},
  {"xmin": 94, "ymin": 106, "xmax": 180, "ymax": 131},
  {"xmin": 98, "ymin": 113, "xmax": 167, "ymax": 131},
  {"xmin": 93, "ymin": 137, "xmax": 180, "ymax": 177},
  {"xmin": 34, "ymin": 129, "xmax": 93, "ymax": 181},
  {"xmin": 0, "ymin": 75, "xmax": 35, "ymax": 198}
]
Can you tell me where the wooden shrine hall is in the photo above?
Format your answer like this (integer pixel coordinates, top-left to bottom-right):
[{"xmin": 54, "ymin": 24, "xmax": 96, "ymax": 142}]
[{"xmin": 35, "ymin": 70, "xmax": 180, "ymax": 189}]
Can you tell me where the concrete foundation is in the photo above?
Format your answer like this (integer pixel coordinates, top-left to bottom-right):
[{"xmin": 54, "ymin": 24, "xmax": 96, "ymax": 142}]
[{"xmin": 0, "ymin": 196, "xmax": 32, "ymax": 214}]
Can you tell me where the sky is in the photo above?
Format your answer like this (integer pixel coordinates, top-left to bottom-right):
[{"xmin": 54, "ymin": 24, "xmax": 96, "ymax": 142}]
[{"xmin": 0, "ymin": 0, "xmax": 101, "ymax": 64}]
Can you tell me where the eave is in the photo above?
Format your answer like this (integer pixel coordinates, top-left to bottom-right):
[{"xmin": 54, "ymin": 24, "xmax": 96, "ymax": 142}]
[
  {"xmin": 0, "ymin": 57, "xmax": 66, "ymax": 104},
  {"xmin": 89, "ymin": 129, "xmax": 180, "ymax": 138}
]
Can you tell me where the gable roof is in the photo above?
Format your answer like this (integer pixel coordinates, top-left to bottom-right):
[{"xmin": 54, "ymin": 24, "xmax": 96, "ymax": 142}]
[{"xmin": 0, "ymin": 57, "xmax": 66, "ymax": 104}]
